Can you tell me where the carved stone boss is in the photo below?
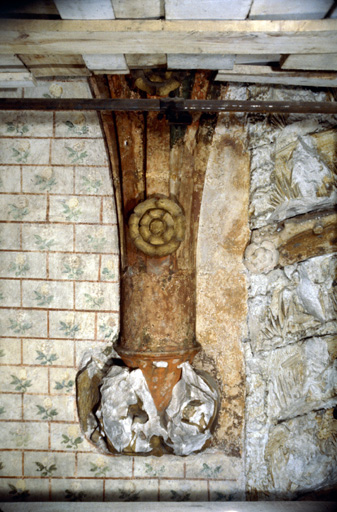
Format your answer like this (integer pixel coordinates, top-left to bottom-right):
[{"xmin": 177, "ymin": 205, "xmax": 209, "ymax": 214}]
[{"xmin": 77, "ymin": 74, "xmax": 219, "ymax": 456}]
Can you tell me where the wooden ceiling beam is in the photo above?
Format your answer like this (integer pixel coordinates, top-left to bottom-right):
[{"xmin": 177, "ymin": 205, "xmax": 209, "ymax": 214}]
[{"xmin": 0, "ymin": 19, "xmax": 336, "ymax": 55}]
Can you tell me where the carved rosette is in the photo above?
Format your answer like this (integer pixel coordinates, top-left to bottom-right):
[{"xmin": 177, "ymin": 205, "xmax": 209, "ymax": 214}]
[
  {"xmin": 244, "ymin": 240, "xmax": 279, "ymax": 274},
  {"xmin": 128, "ymin": 197, "xmax": 185, "ymax": 257}
]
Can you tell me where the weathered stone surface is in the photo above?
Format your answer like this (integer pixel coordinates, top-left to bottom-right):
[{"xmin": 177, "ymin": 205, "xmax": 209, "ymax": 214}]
[{"xmin": 245, "ymin": 84, "xmax": 337, "ymax": 499}]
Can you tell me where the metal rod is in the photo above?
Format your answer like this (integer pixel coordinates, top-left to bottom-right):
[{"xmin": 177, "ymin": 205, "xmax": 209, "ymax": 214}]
[{"xmin": 0, "ymin": 98, "xmax": 336, "ymax": 114}]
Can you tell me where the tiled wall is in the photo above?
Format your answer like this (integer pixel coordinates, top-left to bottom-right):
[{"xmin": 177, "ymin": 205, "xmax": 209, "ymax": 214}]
[{"xmin": 0, "ymin": 79, "xmax": 242, "ymax": 502}]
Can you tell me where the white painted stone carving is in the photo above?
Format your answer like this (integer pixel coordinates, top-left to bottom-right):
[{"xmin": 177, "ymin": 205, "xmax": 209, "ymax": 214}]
[{"xmin": 244, "ymin": 240, "xmax": 279, "ymax": 274}]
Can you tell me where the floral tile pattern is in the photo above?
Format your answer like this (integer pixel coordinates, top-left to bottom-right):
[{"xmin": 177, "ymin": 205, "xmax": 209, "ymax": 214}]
[{"xmin": 0, "ymin": 78, "xmax": 245, "ymax": 503}]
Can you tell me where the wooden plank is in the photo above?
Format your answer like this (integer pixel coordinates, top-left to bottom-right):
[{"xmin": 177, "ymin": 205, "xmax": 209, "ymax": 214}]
[
  {"xmin": 165, "ymin": 0, "xmax": 252, "ymax": 20},
  {"xmin": 126, "ymin": 54, "xmax": 167, "ymax": 68},
  {"xmin": 0, "ymin": 72, "xmax": 36, "ymax": 88},
  {"xmin": 249, "ymin": 0, "xmax": 334, "ymax": 20},
  {"xmin": 111, "ymin": 0, "xmax": 164, "ymax": 19},
  {"xmin": 167, "ymin": 54, "xmax": 235, "ymax": 70},
  {"xmin": 235, "ymin": 54, "xmax": 280, "ymax": 65},
  {"xmin": 1, "ymin": 20, "xmax": 336, "ymax": 56},
  {"xmin": 19, "ymin": 54, "xmax": 90, "ymax": 77},
  {"xmin": 216, "ymin": 65, "xmax": 337, "ymax": 87},
  {"xmin": 0, "ymin": 55, "xmax": 26, "ymax": 68},
  {"xmin": 82, "ymin": 54, "xmax": 129, "ymax": 73},
  {"xmin": 280, "ymin": 54, "xmax": 337, "ymax": 71},
  {"xmin": 54, "ymin": 0, "xmax": 115, "ymax": 19}
]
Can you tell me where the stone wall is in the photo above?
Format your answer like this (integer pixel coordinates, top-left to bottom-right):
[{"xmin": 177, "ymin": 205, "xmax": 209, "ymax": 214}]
[{"xmin": 244, "ymin": 85, "xmax": 337, "ymax": 499}]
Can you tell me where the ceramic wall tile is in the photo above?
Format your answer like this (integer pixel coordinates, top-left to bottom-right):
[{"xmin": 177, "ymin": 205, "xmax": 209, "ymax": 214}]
[
  {"xmin": 50, "ymin": 423, "xmax": 87, "ymax": 452},
  {"xmin": 22, "ymin": 224, "xmax": 74, "ymax": 252},
  {"xmin": 0, "ymin": 194, "xmax": 47, "ymax": 222},
  {"xmin": 0, "ymin": 393, "xmax": 22, "ymax": 420},
  {"xmin": 0, "ymin": 138, "xmax": 51, "ymax": 165},
  {"xmin": 49, "ymin": 195, "xmax": 101, "ymax": 223},
  {"xmin": 0, "ymin": 252, "xmax": 47, "ymax": 279},
  {"xmin": 51, "ymin": 479, "xmax": 103, "ymax": 502},
  {"xmin": 0, "ymin": 224, "xmax": 21, "ymax": 250},
  {"xmin": 48, "ymin": 253, "xmax": 100, "ymax": 281},
  {"xmin": 134, "ymin": 455, "xmax": 185, "ymax": 479},
  {"xmin": 23, "ymin": 394, "xmax": 75, "ymax": 422},
  {"xmin": 75, "ymin": 167, "xmax": 113, "ymax": 196},
  {"xmin": 22, "ymin": 280, "xmax": 74, "ymax": 310},
  {"xmin": 0, "ymin": 339, "xmax": 21, "ymax": 365},
  {"xmin": 96, "ymin": 313, "xmax": 119, "ymax": 341},
  {"xmin": 0, "ymin": 365, "xmax": 48, "ymax": 394},
  {"xmin": 102, "ymin": 197, "xmax": 117, "ymax": 224},
  {"xmin": 51, "ymin": 139, "xmax": 108, "ymax": 166},
  {"xmin": 75, "ymin": 225, "xmax": 118, "ymax": 253},
  {"xmin": 49, "ymin": 311, "xmax": 95, "ymax": 340},
  {"xmin": 49, "ymin": 367, "xmax": 76, "ymax": 395},
  {"xmin": 0, "ymin": 111, "xmax": 53, "ymax": 138},
  {"xmin": 0, "ymin": 477, "xmax": 50, "ymax": 501},
  {"xmin": 24, "ymin": 451, "xmax": 76, "ymax": 478},
  {"xmin": 0, "ymin": 421, "xmax": 49, "ymax": 450},
  {"xmin": 0, "ymin": 279, "xmax": 21, "ymax": 307},
  {"xmin": 209, "ymin": 480, "xmax": 245, "ymax": 501},
  {"xmin": 185, "ymin": 453, "xmax": 242, "ymax": 481},
  {"xmin": 105, "ymin": 479, "xmax": 159, "ymax": 502},
  {"xmin": 22, "ymin": 339, "xmax": 74, "ymax": 367},
  {"xmin": 55, "ymin": 112, "xmax": 102, "ymax": 138},
  {"xmin": 24, "ymin": 80, "xmax": 91, "ymax": 99},
  {"xmin": 22, "ymin": 166, "xmax": 74, "ymax": 194},
  {"xmin": 0, "ymin": 309, "xmax": 47, "ymax": 338},
  {"xmin": 100, "ymin": 255, "xmax": 119, "ymax": 282},
  {"xmin": 76, "ymin": 453, "xmax": 132, "ymax": 478},
  {"xmin": 75, "ymin": 282, "xmax": 119, "ymax": 311},
  {"xmin": 159, "ymin": 479, "xmax": 209, "ymax": 502},
  {"xmin": 0, "ymin": 451, "xmax": 22, "ymax": 477},
  {"xmin": 0, "ymin": 166, "xmax": 21, "ymax": 192}
]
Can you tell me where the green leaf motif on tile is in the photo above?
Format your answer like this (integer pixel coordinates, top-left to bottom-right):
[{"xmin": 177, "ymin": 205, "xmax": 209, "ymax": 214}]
[
  {"xmin": 0, "ymin": 292, "xmax": 4, "ymax": 301},
  {"xmin": 59, "ymin": 320, "xmax": 80, "ymax": 338},
  {"xmin": 60, "ymin": 198, "xmax": 82, "ymax": 221},
  {"xmin": 8, "ymin": 203, "xmax": 29, "ymax": 220},
  {"xmin": 8, "ymin": 483, "xmax": 30, "ymax": 500},
  {"xmin": 55, "ymin": 379, "xmax": 74, "ymax": 393},
  {"xmin": 10, "ymin": 427, "xmax": 30, "ymax": 447},
  {"xmin": 65, "ymin": 488, "xmax": 87, "ymax": 502},
  {"xmin": 118, "ymin": 488, "xmax": 140, "ymax": 502},
  {"xmin": 9, "ymin": 255, "xmax": 30, "ymax": 277},
  {"xmin": 82, "ymin": 175, "xmax": 102, "ymax": 194},
  {"xmin": 10, "ymin": 374, "xmax": 32, "ymax": 393},
  {"xmin": 0, "ymin": 406, "xmax": 5, "ymax": 415},
  {"xmin": 144, "ymin": 462, "xmax": 165, "ymax": 477},
  {"xmin": 0, "ymin": 349, "xmax": 4, "ymax": 357},
  {"xmin": 35, "ymin": 461, "xmax": 57, "ymax": 477},
  {"xmin": 84, "ymin": 293, "xmax": 104, "ymax": 309},
  {"xmin": 9, "ymin": 318, "xmax": 32, "ymax": 334},
  {"xmin": 99, "ymin": 322, "xmax": 116, "ymax": 340},
  {"xmin": 170, "ymin": 490, "xmax": 191, "ymax": 502},
  {"xmin": 36, "ymin": 350, "xmax": 58, "ymax": 365},
  {"xmin": 64, "ymin": 118, "xmax": 89, "ymax": 136},
  {"xmin": 201, "ymin": 463, "xmax": 223, "ymax": 478},
  {"xmin": 34, "ymin": 173, "xmax": 57, "ymax": 191},
  {"xmin": 11, "ymin": 145, "xmax": 30, "ymax": 163},
  {"xmin": 65, "ymin": 145, "xmax": 88, "ymax": 164},
  {"xmin": 90, "ymin": 461, "xmax": 110, "ymax": 477},
  {"xmin": 61, "ymin": 434, "xmax": 83, "ymax": 449},
  {"xmin": 102, "ymin": 267, "xmax": 115, "ymax": 280},
  {"xmin": 6, "ymin": 121, "xmax": 30, "ymax": 136},
  {"xmin": 36, "ymin": 404, "xmax": 59, "ymax": 420},
  {"xmin": 0, "ymin": 461, "xmax": 4, "ymax": 471},
  {"xmin": 87, "ymin": 234, "xmax": 107, "ymax": 252},
  {"xmin": 62, "ymin": 263, "xmax": 84, "ymax": 280},
  {"xmin": 33, "ymin": 290, "xmax": 54, "ymax": 307},
  {"xmin": 34, "ymin": 234, "xmax": 56, "ymax": 250}
]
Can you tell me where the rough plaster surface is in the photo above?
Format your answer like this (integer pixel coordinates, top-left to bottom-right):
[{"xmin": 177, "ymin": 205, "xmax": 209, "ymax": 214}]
[{"xmin": 245, "ymin": 85, "xmax": 337, "ymax": 499}]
